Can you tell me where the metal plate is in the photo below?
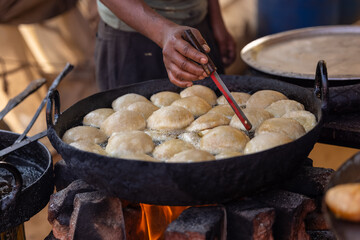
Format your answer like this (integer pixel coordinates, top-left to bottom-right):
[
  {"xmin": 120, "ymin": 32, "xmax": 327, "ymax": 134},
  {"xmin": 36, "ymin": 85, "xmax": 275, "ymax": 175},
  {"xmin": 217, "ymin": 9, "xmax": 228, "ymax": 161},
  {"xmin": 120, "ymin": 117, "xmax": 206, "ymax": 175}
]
[{"xmin": 241, "ymin": 25, "xmax": 360, "ymax": 81}]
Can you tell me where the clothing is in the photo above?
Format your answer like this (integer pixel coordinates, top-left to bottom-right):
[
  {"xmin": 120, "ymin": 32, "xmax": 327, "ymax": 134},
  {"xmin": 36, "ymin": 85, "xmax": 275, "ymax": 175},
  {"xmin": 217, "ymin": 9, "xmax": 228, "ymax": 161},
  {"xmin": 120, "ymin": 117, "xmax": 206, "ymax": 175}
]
[{"xmin": 97, "ymin": 0, "xmax": 207, "ymax": 31}]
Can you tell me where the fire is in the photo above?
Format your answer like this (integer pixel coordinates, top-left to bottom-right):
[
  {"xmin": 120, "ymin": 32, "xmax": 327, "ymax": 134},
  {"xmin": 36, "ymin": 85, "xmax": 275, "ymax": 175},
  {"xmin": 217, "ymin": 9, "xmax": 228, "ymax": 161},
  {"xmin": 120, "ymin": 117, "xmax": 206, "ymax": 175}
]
[{"xmin": 137, "ymin": 204, "xmax": 188, "ymax": 240}]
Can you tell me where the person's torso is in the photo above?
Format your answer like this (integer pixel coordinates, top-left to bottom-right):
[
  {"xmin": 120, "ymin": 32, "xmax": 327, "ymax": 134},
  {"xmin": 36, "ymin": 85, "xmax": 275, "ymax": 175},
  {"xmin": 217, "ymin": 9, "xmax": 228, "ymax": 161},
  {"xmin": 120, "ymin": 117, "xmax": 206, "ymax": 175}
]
[{"xmin": 97, "ymin": 0, "xmax": 208, "ymax": 31}]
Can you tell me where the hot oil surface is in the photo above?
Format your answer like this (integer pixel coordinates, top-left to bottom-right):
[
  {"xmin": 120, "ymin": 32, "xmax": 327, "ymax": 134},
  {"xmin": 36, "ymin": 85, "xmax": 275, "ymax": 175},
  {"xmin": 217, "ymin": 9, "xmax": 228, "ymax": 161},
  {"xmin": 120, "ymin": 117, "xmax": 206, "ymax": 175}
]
[{"xmin": 0, "ymin": 156, "xmax": 43, "ymax": 199}]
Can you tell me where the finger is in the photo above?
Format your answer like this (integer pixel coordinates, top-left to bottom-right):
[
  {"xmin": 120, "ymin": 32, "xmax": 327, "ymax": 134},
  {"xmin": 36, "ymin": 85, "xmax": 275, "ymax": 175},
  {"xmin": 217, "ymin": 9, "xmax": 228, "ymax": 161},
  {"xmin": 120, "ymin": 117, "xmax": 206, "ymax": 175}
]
[
  {"xmin": 192, "ymin": 29, "xmax": 210, "ymax": 53},
  {"xmin": 170, "ymin": 52, "xmax": 207, "ymax": 77},
  {"xmin": 177, "ymin": 40, "xmax": 209, "ymax": 65},
  {"xmin": 168, "ymin": 71, "xmax": 193, "ymax": 88},
  {"xmin": 168, "ymin": 62, "xmax": 205, "ymax": 82}
]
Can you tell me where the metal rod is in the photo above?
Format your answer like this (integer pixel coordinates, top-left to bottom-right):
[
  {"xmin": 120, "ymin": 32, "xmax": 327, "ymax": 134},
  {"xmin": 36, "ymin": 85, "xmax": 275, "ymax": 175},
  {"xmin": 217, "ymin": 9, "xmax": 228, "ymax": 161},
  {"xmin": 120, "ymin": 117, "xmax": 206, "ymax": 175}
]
[
  {"xmin": 14, "ymin": 63, "xmax": 73, "ymax": 144},
  {"xmin": 0, "ymin": 78, "xmax": 46, "ymax": 121},
  {"xmin": 0, "ymin": 130, "xmax": 48, "ymax": 158}
]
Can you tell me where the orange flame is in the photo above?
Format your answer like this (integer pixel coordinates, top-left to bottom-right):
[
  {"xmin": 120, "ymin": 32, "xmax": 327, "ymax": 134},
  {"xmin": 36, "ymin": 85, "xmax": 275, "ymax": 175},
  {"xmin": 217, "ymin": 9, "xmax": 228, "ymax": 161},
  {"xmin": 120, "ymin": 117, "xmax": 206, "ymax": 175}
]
[{"xmin": 137, "ymin": 204, "xmax": 188, "ymax": 240}]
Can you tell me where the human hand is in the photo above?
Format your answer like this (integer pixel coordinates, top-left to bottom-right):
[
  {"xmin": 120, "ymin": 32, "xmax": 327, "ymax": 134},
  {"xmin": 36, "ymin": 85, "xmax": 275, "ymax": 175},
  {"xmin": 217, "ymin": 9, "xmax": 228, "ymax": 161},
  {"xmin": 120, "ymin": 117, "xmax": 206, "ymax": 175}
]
[
  {"xmin": 212, "ymin": 24, "xmax": 236, "ymax": 67},
  {"xmin": 162, "ymin": 26, "xmax": 210, "ymax": 88}
]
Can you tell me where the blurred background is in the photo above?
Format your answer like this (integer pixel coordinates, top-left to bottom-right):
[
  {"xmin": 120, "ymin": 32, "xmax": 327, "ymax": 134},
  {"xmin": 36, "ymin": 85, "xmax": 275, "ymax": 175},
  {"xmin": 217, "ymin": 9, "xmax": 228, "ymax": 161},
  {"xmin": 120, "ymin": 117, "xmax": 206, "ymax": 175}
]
[{"xmin": 0, "ymin": 0, "xmax": 359, "ymax": 239}]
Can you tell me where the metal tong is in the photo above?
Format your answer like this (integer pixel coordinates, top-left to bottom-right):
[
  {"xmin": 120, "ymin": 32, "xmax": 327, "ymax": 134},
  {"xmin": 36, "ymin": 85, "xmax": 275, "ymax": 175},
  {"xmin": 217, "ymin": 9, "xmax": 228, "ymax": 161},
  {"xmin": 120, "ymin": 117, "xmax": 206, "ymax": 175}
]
[
  {"xmin": 0, "ymin": 63, "xmax": 74, "ymax": 159},
  {"xmin": 182, "ymin": 29, "xmax": 252, "ymax": 132}
]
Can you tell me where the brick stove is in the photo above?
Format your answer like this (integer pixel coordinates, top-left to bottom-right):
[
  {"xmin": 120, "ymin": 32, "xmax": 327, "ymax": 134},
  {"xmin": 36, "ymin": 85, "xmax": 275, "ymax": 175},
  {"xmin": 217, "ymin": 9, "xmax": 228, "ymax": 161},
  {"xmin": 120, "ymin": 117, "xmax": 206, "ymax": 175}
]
[{"xmin": 45, "ymin": 158, "xmax": 336, "ymax": 240}]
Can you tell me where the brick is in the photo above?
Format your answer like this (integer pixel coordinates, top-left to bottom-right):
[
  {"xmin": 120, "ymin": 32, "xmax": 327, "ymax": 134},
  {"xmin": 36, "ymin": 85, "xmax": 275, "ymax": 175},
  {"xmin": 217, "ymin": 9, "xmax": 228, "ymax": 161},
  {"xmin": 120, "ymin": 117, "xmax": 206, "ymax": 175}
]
[
  {"xmin": 226, "ymin": 200, "xmax": 275, "ymax": 240},
  {"xmin": 282, "ymin": 167, "xmax": 334, "ymax": 198},
  {"xmin": 254, "ymin": 190, "xmax": 316, "ymax": 240},
  {"xmin": 48, "ymin": 179, "xmax": 95, "ymax": 226},
  {"xmin": 68, "ymin": 191, "xmax": 126, "ymax": 240},
  {"xmin": 165, "ymin": 206, "xmax": 225, "ymax": 240}
]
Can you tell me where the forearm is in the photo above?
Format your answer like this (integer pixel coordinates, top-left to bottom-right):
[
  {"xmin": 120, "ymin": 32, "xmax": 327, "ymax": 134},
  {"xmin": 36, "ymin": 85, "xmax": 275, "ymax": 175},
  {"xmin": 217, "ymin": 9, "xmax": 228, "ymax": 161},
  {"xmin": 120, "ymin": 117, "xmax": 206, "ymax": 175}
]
[
  {"xmin": 100, "ymin": 0, "xmax": 177, "ymax": 48},
  {"xmin": 207, "ymin": 0, "xmax": 226, "ymax": 30}
]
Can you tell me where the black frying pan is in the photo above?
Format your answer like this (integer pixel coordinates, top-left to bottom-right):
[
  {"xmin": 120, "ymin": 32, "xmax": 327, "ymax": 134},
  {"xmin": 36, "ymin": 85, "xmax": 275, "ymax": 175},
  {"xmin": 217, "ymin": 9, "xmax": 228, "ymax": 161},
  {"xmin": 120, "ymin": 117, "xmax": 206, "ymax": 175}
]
[
  {"xmin": 0, "ymin": 130, "xmax": 53, "ymax": 233},
  {"xmin": 46, "ymin": 62, "xmax": 328, "ymax": 206},
  {"xmin": 323, "ymin": 152, "xmax": 360, "ymax": 240}
]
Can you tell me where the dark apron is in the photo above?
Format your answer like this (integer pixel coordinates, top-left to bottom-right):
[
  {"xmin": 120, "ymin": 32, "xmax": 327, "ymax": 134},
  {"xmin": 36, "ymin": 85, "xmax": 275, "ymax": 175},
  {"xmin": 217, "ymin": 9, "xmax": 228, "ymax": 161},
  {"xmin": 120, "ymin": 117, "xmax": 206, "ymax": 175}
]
[{"xmin": 95, "ymin": 17, "xmax": 224, "ymax": 91}]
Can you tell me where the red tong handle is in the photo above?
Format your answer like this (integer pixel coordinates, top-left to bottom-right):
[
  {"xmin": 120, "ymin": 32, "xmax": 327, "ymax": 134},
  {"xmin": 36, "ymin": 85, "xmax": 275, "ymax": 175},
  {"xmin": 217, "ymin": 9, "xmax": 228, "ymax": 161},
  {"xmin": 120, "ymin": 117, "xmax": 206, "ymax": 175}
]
[{"xmin": 182, "ymin": 29, "xmax": 216, "ymax": 76}]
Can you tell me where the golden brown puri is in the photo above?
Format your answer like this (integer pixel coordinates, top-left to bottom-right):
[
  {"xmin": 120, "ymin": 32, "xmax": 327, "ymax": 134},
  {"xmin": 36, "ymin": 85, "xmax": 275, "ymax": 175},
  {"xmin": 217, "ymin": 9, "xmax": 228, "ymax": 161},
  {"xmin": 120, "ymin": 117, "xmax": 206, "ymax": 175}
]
[
  {"xmin": 166, "ymin": 149, "xmax": 215, "ymax": 163},
  {"xmin": 118, "ymin": 153, "xmax": 160, "ymax": 162},
  {"xmin": 325, "ymin": 183, "xmax": 360, "ymax": 222},
  {"xmin": 83, "ymin": 108, "xmax": 115, "ymax": 128},
  {"xmin": 178, "ymin": 132, "xmax": 201, "ymax": 149},
  {"xmin": 105, "ymin": 131, "xmax": 154, "ymax": 157},
  {"xmin": 150, "ymin": 91, "xmax": 181, "ymax": 107},
  {"xmin": 147, "ymin": 105, "xmax": 194, "ymax": 131},
  {"xmin": 100, "ymin": 110, "xmax": 146, "ymax": 137},
  {"xmin": 62, "ymin": 126, "xmax": 107, "ymax": 144},
  {"xmin": 217, "ymin": 92, "xmax": 251, "ymax": 107},
  {"xmin": 208, "ymin": 104, "xmax": 235, "ymax": 119},
  {"xmin": 186, "ymin": 112, "xmax": 230, "ymax": 132},
  {"xmin": 171, "ymin": 96, "xmax": 212, "ymax": 117},
  {"xmin": 265, "ymin": 99, "xmax": 305, "ymax": 117},
  {"xmin": 215, "ymin": 151, "xmax": 243, "ymax": 159},
  {"xmin": 127, "ymin": 101, "xmax": 159, "ymax": 119},
  {"xmin": 180, "ymin": 85, "xmax": 217, "ymax": 106},
  {"xmin": 282, "ymin": 110, "xmax": 317, "ymax": 132},
  {"xmin": 244, "ymin": 132, "xmax": 292, "ymax": 154},
  {"xmin": 246, "ymin": 90, "xmax": 288, "ymax": 109},
  {"xmin": 256, "ymin": 117, "xmax": 306, "ymax": 140},
  {"xmin": 200, "ymin": 126, "xmax": 250, "ymax": 155},
  {"xmin": 112, "ymin": 93, "xmax": 150, "ymax": 111},
  {"xmin": 230, "ymin": 107, "xmax": 273, "ymax": 131},
  {"xmin": 153, "ymin": 139, "xmax": 195, "ymax": 160},
  {"xmin": 69, "ymin": 141, "xmax": 107, "ymax": 155}
]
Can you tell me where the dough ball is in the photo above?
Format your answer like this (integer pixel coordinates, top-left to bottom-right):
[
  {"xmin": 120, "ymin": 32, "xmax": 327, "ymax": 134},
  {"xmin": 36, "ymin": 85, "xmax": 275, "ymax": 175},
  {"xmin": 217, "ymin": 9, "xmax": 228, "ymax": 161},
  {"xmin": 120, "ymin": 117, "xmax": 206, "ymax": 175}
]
[
  {"xmin": 83, "ymin": 108, "xmax": 115, "ymax": 128},
  {"xmin": 215, "ymin": 151, "xmax": 243, "ymax": 160},
  {"xmin": 230, "ymin": 107, "xmax": 273, "ymax": 131},
  {"xmin": 186, "ymin": 112, "xmax": 230, "ymax": 132},
  {"xmin": 167, "ymin": 149, "xmax": 215, "ymax": 163},
  {"xmin": 265, "ymin": 99, "xmax": 305, "ymax": 117},
  {"xmin": 153, "ymin": 139, "xmax": 195, "ymax": 160},
  {"xmin": 325, "ymin": 183, "xmax": 360, "ymax": 222},
  {"xmin": 147, "ymin": 105, "xmax": 194, "ymax": 131},
  {"xmin": 105, "ymin": 131, "xmax": 154, "ymax": 157},
  {"xmin": 282, "ymin": 110, "xmax": 317, "ymax": 132},
  {"xmin": 100, "ymin": 110, "xmax": 146, "ymax": 137},
  {"xmin": 246, "ymin": 90, "xmax": 288, "ymax": 109},
  {"xmin": 69, "ymin": 140, "xmax": 107, "ymax": 155},
  {"xmin": 150, "ymin": 91, "xmax": 181, "ymax": 107},
  {"xmin": 62, "ymin": 126, "xmax": 107, "ymax": 144},
  {"xmin": 200, "ymin": 126, "xmax": 249, "ymax": 154},
  {"xmin": 208, "ymin": 105, "xmax": 235, "ymax": 119},
  {"xmin": 171, "ymin": 96, "xmax": 211, "ymax": 117},
  {"xmin": 178, "ymin": 132, "xmax": 201, "ymax": 149},
  {"xmin": 180, "ymin": 85, "xmax": 217, "ymax": 105},
  {"xmin": 217, "ymin": 92, "xmax": 251, "ymax": 107},
  {"xmin": 112, "ymin": 93, "xmax": 150, "ymax": 111},
  {"xmin": 127, "ymin": 101, "xmax": 159, "ymax": 119},
  {"xmin": 119, "ymin": 153, "xmax": 160, "ymax": 162},
  {"xmin": 256, "ymin": 118, "xmax": 306, "ymax": 140},
  {"xmin": 244, "ymin": 132, "xmax": 293, "ymax": 154}
]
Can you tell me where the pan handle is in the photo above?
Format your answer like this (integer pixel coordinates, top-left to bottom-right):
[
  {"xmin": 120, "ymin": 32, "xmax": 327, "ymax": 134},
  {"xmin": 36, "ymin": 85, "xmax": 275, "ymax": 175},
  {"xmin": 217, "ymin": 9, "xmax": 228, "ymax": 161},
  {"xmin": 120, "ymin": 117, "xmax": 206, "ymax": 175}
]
[
  {"xmin": 0, "ymin": 161, "xmax": 23, "ymax": 211},
  {"xmin": 46, "ymin": 90, "xmax": 61, "ymax": 128},
  {"xmin": 314, "ymin": 60, "xmax": 329, "ymax": 112}
]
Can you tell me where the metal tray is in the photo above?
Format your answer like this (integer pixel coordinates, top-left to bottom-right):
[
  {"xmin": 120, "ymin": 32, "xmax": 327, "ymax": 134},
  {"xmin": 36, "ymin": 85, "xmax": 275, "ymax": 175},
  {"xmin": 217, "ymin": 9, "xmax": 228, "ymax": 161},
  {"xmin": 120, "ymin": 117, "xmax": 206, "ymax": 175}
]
[{"xmin": 241, "ymin": 25, "xmax": 360, "ymax": 81}]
